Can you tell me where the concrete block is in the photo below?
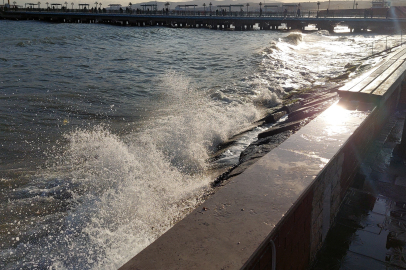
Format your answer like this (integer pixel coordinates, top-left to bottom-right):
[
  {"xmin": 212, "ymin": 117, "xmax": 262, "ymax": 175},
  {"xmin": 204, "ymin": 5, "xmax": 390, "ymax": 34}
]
[
  {"xmin": 282, "ymin": 101, "xmax": 302, "ymax": 114},
  {"xmin": 263, "ymin": 111, "xmax": 287, "ymax": 123}
]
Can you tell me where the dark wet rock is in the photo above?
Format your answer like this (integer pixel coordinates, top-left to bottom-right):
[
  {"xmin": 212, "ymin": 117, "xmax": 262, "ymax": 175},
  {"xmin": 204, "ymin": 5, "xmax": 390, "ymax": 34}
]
[
  {"xmin": 286, "ymin": 93, "xmax": 338, "ymax": 123},
  {"xmin": 212, "ymin": 131, "xmax": 293, "ymax": 188},
  {"xmin": 301, "ymin": 92, "xmax": 338, "ymax": 108},
  {"xmin": 212, "ymin": 89, "xmax": 340, "ymax": 187},
  {"xmin": 258, "ymin": 120, "xmax": 303, "ymax": 139},
  {"xmin": 227, "ymin": 158, "xmax": 260, "ymax": 178},
  {"xmin": 257, "ymin": 105, "xmax": 284, "ymax": 121},
  {"xmin": 240, "ymin": 131, "xmax": 293, "ymax": 163},
  {"xmin": 262, "ymin": 111, "xmax": 287, "ymax": 124},
  {"xmin": 287, "ymin": 104, "xmax": 328, "ymax": 123},
  {"xmin": 281, "ymin": 101, "xmax": 302, "ymax": 114},
  {"xmin": 283, "ymin": 86, "xmax": 295, "ymax": 92}
]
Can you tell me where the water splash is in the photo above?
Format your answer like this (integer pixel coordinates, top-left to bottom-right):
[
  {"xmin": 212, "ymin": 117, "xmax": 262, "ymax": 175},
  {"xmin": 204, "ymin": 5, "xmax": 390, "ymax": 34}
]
[
  {"xmin": 281, "ymin": 32, "xmax": 304, "ymax": 45},
  {"xmin": 1, "ymin": 70, "xmax": 271, "ymax": 269},
  {"xmin": 1, "ymin": 24, "xmax": 392, "ymax": 269}
]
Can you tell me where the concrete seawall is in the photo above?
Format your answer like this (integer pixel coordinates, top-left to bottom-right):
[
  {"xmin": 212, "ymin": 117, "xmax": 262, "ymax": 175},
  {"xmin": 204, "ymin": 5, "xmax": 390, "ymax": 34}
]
[{"xmin": 119, "ymin": 47, "xmax": 406, "ymax": 269}]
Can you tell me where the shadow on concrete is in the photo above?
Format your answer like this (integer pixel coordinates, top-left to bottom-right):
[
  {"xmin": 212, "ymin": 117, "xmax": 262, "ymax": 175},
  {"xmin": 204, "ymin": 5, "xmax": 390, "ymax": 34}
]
[{"xmin": 311, "ymin": 107, "xmax": 406, "ymax": 270}]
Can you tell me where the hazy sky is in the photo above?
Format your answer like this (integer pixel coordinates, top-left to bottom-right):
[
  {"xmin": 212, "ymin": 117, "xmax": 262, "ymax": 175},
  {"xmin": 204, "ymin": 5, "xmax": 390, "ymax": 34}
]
[{"xmin": 11, "ymin": 0, "xmax": 343, "ymax": 8}]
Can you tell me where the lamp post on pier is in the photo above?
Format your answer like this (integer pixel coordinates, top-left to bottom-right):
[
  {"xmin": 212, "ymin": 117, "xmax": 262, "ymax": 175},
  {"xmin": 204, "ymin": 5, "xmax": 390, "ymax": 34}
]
[
  {"xmin": 259, "ymin": 2, "xmax": 262, "ymax": 17},
  {"xmin": 203, "ymin": 3, "xmax": 206, "ymax": 14},
  {"xmin": 45, "ymin": 1, "xmax": 48, "ymax": 8},
  {"xmin": 209, "ymin": 2, "xmax": 212, "ymax": 16},
  {"xmin": 246, "ymin": 2, "xmax": 249, "ymax": 16},
  {"xmin": 38, "ymin": 1, "xmax": 40, "ymax": 9},
  {"xmin": 64, "ymin": 1, "xmax": 67, "ymax": 8},
  {"xmin": 94, "ymin": 1, "xmax": 97, "ymax": 9},
  {"xmin": 71, "ymin": 2, "xmax": 73, "ymax": 9}
]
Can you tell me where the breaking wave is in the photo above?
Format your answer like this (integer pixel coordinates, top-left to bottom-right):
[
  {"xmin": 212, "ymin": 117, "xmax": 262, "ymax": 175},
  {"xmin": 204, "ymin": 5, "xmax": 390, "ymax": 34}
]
[
  {"xmin": 281, "ymin": 32, "xmax": 304, "ymax": 45},
  {"xmin": 1, "ymin": 70, "xmax": 273, "ymax": 269}
]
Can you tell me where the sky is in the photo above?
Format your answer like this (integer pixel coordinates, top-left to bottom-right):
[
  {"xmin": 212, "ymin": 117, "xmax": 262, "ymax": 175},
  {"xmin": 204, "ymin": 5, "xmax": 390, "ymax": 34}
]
[{"xmin": 8, "ymin": 0, "xmax": 367, "ymax": 9}]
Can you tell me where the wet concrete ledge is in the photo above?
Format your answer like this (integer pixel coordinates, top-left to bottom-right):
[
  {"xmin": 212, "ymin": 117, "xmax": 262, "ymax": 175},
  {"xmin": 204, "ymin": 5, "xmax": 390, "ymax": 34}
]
[
  {"xmin": 311, "ymin": 105, "xmax": 406, "ymax": 269},
  {"xmin": 119, "ymin": 91, "xmax": 403, "ymax": 270},
  {"xmin": 119, "ymin": 50, "xmax": 406, "ymax": 270}
]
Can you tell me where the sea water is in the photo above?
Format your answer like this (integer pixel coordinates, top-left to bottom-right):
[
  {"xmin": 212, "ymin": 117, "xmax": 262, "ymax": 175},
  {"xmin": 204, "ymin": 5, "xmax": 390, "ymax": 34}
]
[{"xmin": 0, "ymin": 20, "xmax": 397, "ymax": 269}]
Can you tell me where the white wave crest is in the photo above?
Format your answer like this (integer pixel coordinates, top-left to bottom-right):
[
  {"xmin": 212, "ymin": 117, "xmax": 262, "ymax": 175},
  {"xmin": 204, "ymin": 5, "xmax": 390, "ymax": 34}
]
[{"xmin": 281, "ymin": 33, "xmax": 304, "ymax": 45}]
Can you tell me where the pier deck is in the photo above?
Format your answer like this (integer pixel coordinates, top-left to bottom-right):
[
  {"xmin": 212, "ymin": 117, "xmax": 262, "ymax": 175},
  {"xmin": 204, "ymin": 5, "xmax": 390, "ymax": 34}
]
[
  {"xmin": 338, "ymin": 47, "xmax": 406, "ymax": 104},
  {"xmin": 2, "ymin": 10, "xmax": 406, "ymax": 32}
]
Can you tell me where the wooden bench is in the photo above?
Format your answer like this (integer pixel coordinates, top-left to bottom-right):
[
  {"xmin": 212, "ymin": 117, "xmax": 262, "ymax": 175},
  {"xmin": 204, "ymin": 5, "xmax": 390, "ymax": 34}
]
[{"xmin": 338, "ymin": 47, "xmax": 406, "ymax": 104}]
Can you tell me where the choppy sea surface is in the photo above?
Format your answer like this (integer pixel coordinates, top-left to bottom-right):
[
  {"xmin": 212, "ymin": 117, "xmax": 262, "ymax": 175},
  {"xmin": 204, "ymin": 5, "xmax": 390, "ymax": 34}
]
[{"xmin": 0, "ymin": 20, "xmax": 398, "ymax": 269}]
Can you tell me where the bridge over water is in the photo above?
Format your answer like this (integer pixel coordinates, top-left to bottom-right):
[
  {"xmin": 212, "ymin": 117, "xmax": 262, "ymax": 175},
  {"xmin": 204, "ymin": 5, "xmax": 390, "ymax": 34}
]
[{"xmin": 2, "ymin": 10, "xmax": 406, "ymax": 32}]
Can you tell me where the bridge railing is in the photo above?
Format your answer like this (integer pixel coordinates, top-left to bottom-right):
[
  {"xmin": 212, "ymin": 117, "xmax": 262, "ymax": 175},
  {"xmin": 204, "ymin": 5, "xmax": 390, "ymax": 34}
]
[
  {"xmin": 367, "ymin": 32, "xmax": 405, "ymax": 56},
  {"xmin": 2, "ymin": 6, "xmax": 389, "ymax": 19},
  {"xmin": 318, "ymin": 8, "xmax": 388, "ymax": 18}
]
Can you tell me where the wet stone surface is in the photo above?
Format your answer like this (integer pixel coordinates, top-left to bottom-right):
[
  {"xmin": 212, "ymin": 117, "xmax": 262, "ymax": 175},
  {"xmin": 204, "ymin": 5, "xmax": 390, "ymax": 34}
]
[
  {"xmin": 311, "ymin": 108, "xmax": 406, "ymax": 270},
  {"xmin": 212, "ymin": 90, "xmax": 339, "ymax": 187}
]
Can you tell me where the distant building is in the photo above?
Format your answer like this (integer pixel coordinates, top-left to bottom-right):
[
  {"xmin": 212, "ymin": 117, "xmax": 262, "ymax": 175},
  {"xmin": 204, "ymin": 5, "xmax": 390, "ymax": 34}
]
[
  {"xmin": 372, "ymin": 0, "xmax": 389, "ymax": 8},
  {"xmin": 282, "ymin": 4, "xmax": 297, "ymax": 12},
  {"xmin": 107, "ymin": 4, "xmax": 122, "ymax": 10}
]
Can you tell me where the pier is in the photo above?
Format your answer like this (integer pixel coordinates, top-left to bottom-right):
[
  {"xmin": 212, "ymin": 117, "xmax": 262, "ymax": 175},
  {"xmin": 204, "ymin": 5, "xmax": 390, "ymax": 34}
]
[
  {"xmin": 2, "ymin": 9, "xmax": 406, "ymax": 32},
  {"xmin": 116, "ymin": 44, "xmax": 406, "ymax": 268}
]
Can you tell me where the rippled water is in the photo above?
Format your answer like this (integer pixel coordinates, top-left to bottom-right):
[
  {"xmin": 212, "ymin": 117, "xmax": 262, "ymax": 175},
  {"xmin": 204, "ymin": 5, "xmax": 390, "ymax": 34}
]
[{"xmin": 0, "ymin": 20, "xmax": 396, "ymax": 269}]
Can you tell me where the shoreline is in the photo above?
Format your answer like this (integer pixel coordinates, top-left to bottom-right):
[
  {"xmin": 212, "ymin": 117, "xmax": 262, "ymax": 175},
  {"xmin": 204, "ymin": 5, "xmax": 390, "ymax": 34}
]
[
  {"xmin": 210, "ymin": 87, "xmax": 339, "ymax": 189},
  {"xmin": 208, "ymin": 44, "xmax": 402, "ymax": 189}
]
